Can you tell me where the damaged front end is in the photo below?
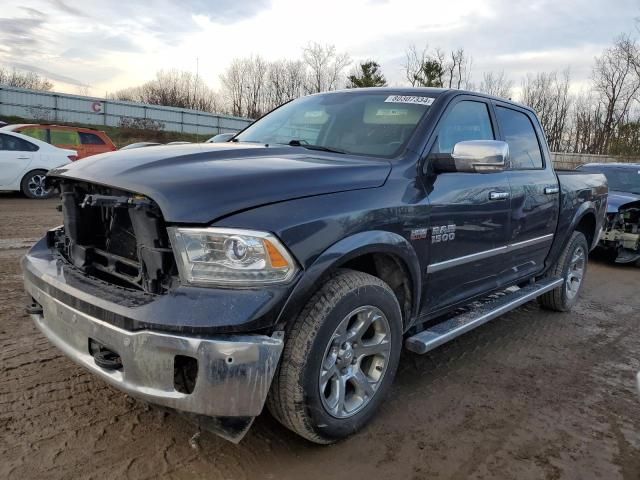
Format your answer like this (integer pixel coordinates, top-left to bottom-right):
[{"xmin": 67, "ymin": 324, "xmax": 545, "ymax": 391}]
[
  {"xmin": 23, "ymin": 179, "xmax": 286, "ymax": 443},
  {"xmin": 53, "ymin": 180, "xmax": 176, "ymax": 294},
  {"xmin": 600, "ymin": 200, "xmax": 640, "ymax": 265}
]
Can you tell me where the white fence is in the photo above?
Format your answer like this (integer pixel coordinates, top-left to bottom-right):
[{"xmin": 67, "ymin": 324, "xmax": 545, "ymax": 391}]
[{"xmin": 0, "ymin": 86, "xmax": 252, "ymax": 135}]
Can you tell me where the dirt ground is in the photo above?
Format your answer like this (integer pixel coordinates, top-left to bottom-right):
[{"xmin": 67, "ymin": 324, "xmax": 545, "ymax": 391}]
[{"xmin": 1, "ymin": 193, "xmax": 639, "ymax": 480}]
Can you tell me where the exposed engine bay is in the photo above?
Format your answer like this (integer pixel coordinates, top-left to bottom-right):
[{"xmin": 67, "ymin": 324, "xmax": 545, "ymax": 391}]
[
  {"xmin": 600, "ymin": 201, "xmax": 640, "ymax": 265},
  {"xmin": 49, "ymin": 180, "xmax": 176, "ymax": 294}
]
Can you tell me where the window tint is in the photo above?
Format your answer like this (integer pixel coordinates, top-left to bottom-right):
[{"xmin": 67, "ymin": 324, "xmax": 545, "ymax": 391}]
[
  {"xmin": 50, "ymin": 129, "xmax": 80, "ymax": 146},
  {"xmin": 433, "ymin": 101, "xmax": 494, "ymax": 154},
  {"xmin": 20, "ymin": 127, "xmax": 48, "ymax": 142},
  {"xmin": 496, "ymin": 107, "xmax": 543, "ymax": 169},
  {"xmin": 0, "ymin": 133, "xmax": 39, "ymax": 152},
  {"xmin": 79, "ymin": 132, "xmax": 106, "ymax": 145}
]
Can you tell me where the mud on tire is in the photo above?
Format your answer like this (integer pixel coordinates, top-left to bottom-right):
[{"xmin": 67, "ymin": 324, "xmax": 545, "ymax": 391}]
[
  {"xmin": 267, "ymin": 269, "xmax": 403, "ymax": 444},
  {"xmin": 539, "ymin": 231, "xmax": 589, "ymax": 312}
]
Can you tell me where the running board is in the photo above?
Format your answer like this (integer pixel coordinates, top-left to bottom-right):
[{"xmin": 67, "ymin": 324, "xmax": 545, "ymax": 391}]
[{"xmin": 405, "ymin": 277, "xmax": 564, "ymax": 354}]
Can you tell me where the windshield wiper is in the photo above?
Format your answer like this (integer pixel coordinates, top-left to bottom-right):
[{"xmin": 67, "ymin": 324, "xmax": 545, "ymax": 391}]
[{"xmin": 287, "ymin": 139, "xmax": 346, "ymax": 154}]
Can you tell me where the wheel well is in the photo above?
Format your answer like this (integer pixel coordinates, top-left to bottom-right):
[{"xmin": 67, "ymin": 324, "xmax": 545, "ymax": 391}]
[
  {"xmin": 575, "ymin": 213, "xmax": 596, "ymax": 248},
  {"xmin": 339, "ymin": 253, "xmax": 413, "ymax": 328}
]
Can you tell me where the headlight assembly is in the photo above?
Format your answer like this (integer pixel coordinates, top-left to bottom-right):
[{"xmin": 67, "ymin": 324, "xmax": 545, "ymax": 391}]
[{"xmin": 168, "ymin": 227, "xmax": 298, "ymax": 286}]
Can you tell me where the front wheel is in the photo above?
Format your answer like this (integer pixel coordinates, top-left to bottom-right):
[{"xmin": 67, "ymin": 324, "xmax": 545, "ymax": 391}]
[
  {"xmin": 539, "ymin": 231, "xmax": 589, "ymax": 311},
  {"xmin": 267, "ymin": 269, "xmax": 403, "ymax": 444},
  {"xmin": 21, "ymin": 170, "xmax": 54, "ymax": 199}
]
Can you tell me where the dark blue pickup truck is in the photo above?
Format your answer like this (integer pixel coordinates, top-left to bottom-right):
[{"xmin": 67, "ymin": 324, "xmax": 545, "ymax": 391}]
[{"xmin": 23, "ymin": 88, "xmax": 607, "ymax": 443}]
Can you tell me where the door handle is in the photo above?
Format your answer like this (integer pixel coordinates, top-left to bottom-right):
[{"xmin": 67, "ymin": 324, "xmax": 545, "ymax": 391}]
[
  {"xmin": 489, "ymin": 191, "xmax": 510, "ymax": 200},
  {"xmin": 544, "ymin": 186, "xmax": 559, "ymax": 195},
  {"xmin": 17, "ymin": 156, "xmax": 30, "ymax": 160}
]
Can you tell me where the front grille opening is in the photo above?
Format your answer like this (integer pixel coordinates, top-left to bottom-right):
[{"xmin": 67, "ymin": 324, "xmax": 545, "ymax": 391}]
[
  {"xmin": 55, "ymin": 180, "xmax": 176, "ymax": 294},
  {"xmin": 174, "ymin": 355, "xmax": 198, "ymax": 394}
]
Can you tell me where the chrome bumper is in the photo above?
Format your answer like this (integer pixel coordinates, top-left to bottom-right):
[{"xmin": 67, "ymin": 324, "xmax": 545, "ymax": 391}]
[{"xmin": 24, "ymin": 272, "xmax": 284, "ymax": 425}]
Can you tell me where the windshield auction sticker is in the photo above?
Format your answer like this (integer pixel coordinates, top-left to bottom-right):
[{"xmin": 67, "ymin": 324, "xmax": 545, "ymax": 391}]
[{"xmin": 384, "ymin": 95, "xmax": 435, "ymax": 106}]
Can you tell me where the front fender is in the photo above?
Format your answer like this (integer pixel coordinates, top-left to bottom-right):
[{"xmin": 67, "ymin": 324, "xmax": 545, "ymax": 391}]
[{"xmin": 276, "ymin": 230, "xmax": 421, "ymax": 332}]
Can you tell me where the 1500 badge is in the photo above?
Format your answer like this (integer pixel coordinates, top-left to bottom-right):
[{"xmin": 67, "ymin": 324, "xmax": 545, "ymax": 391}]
[{"xmin": 431, "ymin": 224, "xmax": 456, "ymax": 243}]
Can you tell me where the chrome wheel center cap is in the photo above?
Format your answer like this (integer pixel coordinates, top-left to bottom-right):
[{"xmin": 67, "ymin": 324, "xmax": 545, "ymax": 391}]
[{"xmin": 337, "ymin": 343, "xmax": 354, "ymax": 367}]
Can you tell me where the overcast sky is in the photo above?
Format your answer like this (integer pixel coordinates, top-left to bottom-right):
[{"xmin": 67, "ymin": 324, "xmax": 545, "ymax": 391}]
[{"xmin": 1, "ymin": 0, "xmax": 638, "ymax": 97}]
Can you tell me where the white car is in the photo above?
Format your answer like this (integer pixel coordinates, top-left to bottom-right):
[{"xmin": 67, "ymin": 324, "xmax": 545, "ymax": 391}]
[{"xmin": 0, "ymin": 130, "xmax": 77, "ymax": 199}]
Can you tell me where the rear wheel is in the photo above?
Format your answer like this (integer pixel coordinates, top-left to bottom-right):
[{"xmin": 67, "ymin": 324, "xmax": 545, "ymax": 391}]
[
  {"xmin": 21, "ymin": 170, "xmax": 54, "ymax": 199},
  {"xmin": 267, "ymin": 269, "xmax": 403, "ymax": 443},
  {"xmin": 539, "ymin": 231, "xmax": 588, "ymax": 311}
]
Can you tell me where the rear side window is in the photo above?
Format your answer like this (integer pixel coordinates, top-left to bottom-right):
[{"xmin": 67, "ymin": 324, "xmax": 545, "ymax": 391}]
[
  {"xmin": 433, "ymin": 100, "xmax": 494, "ymax": 154},
  {"xmin": 0, "ymin": 133, "xmax": 39, "ymax": 152},
  {"xmin": 79, "ymin": 132, "xmax": 106, "ymax": 145},
  {"xmin": 20, "ymin": 127, "xmax": 48, "ymax": 142},
  {"xmin": 496, "ymin": 107, "xmax": 544, "ymax": 169},
  {"xmin": 50, "ymin": 129, "xmax": 80, "ymax": 146}
]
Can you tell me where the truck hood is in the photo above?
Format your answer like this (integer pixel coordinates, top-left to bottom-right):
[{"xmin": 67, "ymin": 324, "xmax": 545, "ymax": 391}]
[
  {"xmin": 48, "ymin": 143, "xmax": 391, "ymax": 223},
  {"xmin": 608, "ymin": 190, "xmax": 640, "ymax": 213}
]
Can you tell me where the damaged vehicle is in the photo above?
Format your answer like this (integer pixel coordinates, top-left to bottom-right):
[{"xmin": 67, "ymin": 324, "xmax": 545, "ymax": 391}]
[
  {"xmin": 23, "ymin": 88, "xmax": 607, "ymax": 444},
  {"xmin": 577, "ymin": 163, "xmax": 640, "ymax": 265}
]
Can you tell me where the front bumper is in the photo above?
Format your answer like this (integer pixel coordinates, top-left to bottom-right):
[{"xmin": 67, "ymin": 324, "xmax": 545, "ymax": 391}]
[{"xmin": 22, "ymin": 241, "xmax": 284, "ymax": 442}]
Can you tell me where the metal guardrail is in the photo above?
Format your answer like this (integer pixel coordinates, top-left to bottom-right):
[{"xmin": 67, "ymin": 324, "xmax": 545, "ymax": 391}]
[{"xmin": 0, "ymin": 85, "xmax": 252, "ymax": 135}]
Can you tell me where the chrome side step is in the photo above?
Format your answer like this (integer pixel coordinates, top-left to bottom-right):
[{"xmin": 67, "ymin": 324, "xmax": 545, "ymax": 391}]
[{"xmin": 405, "ymin": 277, "xmax": 564, "ymax": 354}]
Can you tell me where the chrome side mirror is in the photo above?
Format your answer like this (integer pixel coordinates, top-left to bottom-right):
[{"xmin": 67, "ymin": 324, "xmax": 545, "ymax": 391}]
[{"xmin": 432, "ymin": 140, "xmax": 509, "ymax": 173}]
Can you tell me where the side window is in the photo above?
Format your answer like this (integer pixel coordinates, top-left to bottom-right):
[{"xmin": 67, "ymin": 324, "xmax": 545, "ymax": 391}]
[
  {"xmin": 79, "ymin": 132, "xmax": 106, "ymax": 145},
  {"xmin": 496, "ymin": 106, "xmax": 543, "ymax": 169},
  {"xmin": 50, "ymin": 129, "xmax": 80, "ymax": 146},
  {"xmin": 432, "ymin": 100, "xmax": 494, "ymax": 154},
  {"xmin": 0, "ymin": 133, "xmax": 39, "ymax": 152},
  {"xmin": 20, "ymin": 127, "xmax": 48, "ymax": 142}
]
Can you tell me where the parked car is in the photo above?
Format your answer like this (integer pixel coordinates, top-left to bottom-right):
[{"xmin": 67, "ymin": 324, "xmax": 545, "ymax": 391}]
[
  {"xmin": 23, "ymin": 88, "xmax": 607, "ymax": 444},
  {"xmin": 206, "ymin": 133, "xmax": 235, "ymax": 143},
  {"xmin": 1, "ymin": 124, "xmax": 116, "ymax": 159},
  {"xmin": 0, "ymin": 130, "xmax": 76, "ymax": 198},
  {"xmin": 577, "ymin": 163, "xmax": 640, "ymax": 264}
]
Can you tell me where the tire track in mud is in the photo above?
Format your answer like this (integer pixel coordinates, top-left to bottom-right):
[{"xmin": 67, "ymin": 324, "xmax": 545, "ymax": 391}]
[{"xmin": 0, "ymin": 196, "xmax": 639, "ymax": 479}]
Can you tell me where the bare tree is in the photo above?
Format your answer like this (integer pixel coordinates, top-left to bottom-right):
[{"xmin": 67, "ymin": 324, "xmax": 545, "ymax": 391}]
[
  {"xmin": 477, "ymin": 71, "xmax": 513, "ymax": 98},
  {"xmin": 445, "ymin": 48, "xmax": 472, "ymax": 89},
  {"xmin": 0, "ymin": 66, "xmax": 53, "ymax": 91},
  {"xmin": 111, "ymin": 69, "xmax": 220, "ymax": 112},
  {"xmin": 404, "ymin": 46, "xmax": 471, "ymax": 89},
  {"xmin": 591, "ymin": 35, "xmax": 640, "ymax": 153},
  {"xmin": 404, "ymin": 45, "xmax": 428, "ymax": 87},
  {"xmin": 520, "ymin": 70, "xmax": 572, "ymax": 151},
  {"xmin": 220, "ymin": 59, "xmax": 249, "ymax": 117},
  {"xmin": 265, "ymin": 59, "xmax": 306, "ymax": 110},
  {"xmin": 302, "ymin": 43, "xmax": 351, "ymax": 93}
]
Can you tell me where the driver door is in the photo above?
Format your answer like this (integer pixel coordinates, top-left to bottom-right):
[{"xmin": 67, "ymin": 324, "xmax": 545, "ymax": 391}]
[{"xmin": 421, "ymin": 97, "xmax": 512, "ymax": 314}]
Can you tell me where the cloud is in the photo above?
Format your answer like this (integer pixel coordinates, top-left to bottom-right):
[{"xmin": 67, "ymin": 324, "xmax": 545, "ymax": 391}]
[
  {"xmin": 47, "ymin": 0, "xmax": 90, "ymax": 18},
  {"xmin": 0, "ymin": 0, "xmax": 637, "ymax": 96},
  {"xmin": 7, "ymin": 62, "xmax": 88, "ymax": 87}
]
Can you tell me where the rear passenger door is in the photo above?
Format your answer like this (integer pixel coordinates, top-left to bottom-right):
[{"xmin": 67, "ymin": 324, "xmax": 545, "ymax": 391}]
[
  {"xmin": 495, "ymin": 103, "xmax": 559, "ymax": 281},
  {"xmin": 79, "ymin": 131, "xmax": 108, "ymax": 158},
  {"xmin": 50, "ymin": 129, "xmax": 83, "ymax": 158},
  {"xmin": 422, "ymin": 97, "xmax": 512, "ymax": 314}
]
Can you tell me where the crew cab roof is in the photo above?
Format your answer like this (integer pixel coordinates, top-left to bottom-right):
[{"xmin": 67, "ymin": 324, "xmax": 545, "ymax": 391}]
[{"xmin": 321, "ymin": 87, "xmax": 531, "ymax": 113}]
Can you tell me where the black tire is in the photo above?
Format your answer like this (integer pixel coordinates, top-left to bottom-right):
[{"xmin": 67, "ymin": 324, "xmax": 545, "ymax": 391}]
[
  {"xmin": 539, "ymin": 231, "xmax": 589, "ymax": 312},
  {"xmin": 20, "ymin": 170, "xmax": 54, "ymax": 199},
  {"xmin": 267, "ymin": 269, "xmax": 403, "ymax": 444}
]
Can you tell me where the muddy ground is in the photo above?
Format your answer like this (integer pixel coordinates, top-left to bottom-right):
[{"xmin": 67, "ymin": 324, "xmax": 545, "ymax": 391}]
[{"xmin": 1, "ymin": 193, "xmax": 639, "ymax": 480}]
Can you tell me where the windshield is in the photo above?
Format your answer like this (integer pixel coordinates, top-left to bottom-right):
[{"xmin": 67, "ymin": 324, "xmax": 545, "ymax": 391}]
[
  {"xmin": 234, "ymin": 92, "xmax": 436, "ymax": 158},
  {"xmin": 582, "ymin": 166, "xmax": 640, "ymax": 194}
]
